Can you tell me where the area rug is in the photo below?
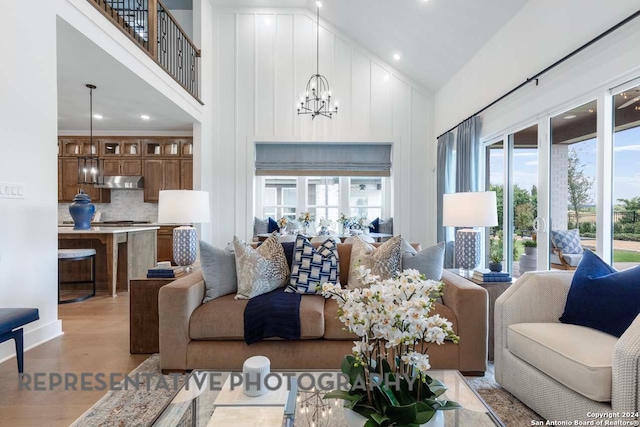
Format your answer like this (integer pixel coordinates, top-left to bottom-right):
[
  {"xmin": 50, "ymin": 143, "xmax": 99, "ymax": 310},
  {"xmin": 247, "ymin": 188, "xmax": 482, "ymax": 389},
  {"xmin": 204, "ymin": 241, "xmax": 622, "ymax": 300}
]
[{"xmin": 72, "ymin": 355, "xmax": 544, "ymax": 427}]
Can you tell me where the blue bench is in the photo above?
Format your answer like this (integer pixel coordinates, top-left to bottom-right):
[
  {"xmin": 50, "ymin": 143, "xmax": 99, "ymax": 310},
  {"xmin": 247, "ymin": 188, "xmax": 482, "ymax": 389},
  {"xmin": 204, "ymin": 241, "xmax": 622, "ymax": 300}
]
[{"xmin": 0, "ymin": 308, "xmax": 39, "ymax": 373}]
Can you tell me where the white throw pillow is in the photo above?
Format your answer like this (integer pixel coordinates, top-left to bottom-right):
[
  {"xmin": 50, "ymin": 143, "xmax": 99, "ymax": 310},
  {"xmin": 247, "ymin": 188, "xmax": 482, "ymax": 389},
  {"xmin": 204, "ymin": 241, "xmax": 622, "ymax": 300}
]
[
  {"xmin": 234, "ymin": 235, "xmax": 289, "ymax": 299},
  {"xmin": 347, "ymin": 235, "xmax": 402, "ymax": 289}
]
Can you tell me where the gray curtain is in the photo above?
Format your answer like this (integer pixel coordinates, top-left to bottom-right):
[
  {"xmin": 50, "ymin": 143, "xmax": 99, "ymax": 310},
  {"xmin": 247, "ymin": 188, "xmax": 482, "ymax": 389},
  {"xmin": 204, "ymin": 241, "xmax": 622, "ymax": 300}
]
[
  {"xmin": 455, "ymin": 117, "xmax": 480, "ymax": 192},
  {"xmin": 436, "ymin": 132, "xmax": 455, "ymax": 267}
]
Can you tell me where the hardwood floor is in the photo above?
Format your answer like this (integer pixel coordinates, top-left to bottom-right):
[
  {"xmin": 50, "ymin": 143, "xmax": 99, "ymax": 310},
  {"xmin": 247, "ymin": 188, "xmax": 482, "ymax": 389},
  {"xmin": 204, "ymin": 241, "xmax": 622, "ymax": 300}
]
[{"xmin": 0, "ymin": 292, "xmax": 148, "ymax": 427}]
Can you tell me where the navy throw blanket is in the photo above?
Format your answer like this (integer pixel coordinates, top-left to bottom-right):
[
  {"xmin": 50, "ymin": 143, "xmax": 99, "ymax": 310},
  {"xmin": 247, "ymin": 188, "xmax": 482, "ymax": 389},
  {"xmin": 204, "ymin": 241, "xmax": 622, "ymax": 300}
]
[{"xmin": 244, "ymin": 287, "xmax": 301, "ymax": 345}]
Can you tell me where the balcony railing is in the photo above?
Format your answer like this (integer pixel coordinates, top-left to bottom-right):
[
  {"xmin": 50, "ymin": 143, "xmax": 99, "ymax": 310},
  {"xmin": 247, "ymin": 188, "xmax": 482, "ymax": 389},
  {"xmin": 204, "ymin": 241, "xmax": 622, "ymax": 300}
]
[{"xmin": 88, "ymin": 0, "xmax": 202, "ymax": 103}]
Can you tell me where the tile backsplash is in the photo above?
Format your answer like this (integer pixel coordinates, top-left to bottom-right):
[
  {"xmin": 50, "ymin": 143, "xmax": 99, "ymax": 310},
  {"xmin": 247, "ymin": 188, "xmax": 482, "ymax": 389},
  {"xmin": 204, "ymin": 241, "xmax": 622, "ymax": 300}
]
[{"xmin": 58, "ymin": 190, "xmax": 158, "ymax": 223}]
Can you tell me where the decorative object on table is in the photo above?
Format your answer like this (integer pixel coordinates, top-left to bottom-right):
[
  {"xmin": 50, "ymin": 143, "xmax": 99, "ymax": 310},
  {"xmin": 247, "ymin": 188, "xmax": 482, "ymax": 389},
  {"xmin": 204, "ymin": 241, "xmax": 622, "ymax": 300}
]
[
  {"xmin": 277, "ymin": 217, "xmax": 289, "ymax": 234},
  {"xmin": 77, "ymin": 84, "xmax": 104, "ymax": 187},
  {"xmin": 347, "ymin": 235, "xmax": 402, "ymax": 289},
  {"xmin": 69, "ymin": 190, "xmax": 95, "ymax": 230},
  {"xmin": 157, "ymin": 190, "xmax": 211, "ymax": 270},
  {"xmin": 297, "ymin": 1, "xmax": 338, "ymax": 119},
  {"xmin": 286, "ymin": 235, "xmax": 339, "ymax": 294},
  {"xmin": 519, "ymin": 239, "xmax": 538, "ymax": 275},
  {"xmin": 488, "ymin": 237, "xmax": 503, "ymax": 272},
  {"xmin": 472, "ymin": 269, "xmax": 512, "ymax": 283},
  {"xmin": 242, "ymin": 356, "xmax": 270, "ymax": 397},
  {"xmin": 297, "ymin": 211, "xmax": 314, "ymax": 234},
  {"xmin": 317, "ymin": 217, "xmax": 332, "ymax": 235},
  {"xmin": 146, "ymin": 266, "xmax": 186, "ymax": 279},
  {"xmin": 443, "ymin": 191, "xmax": 498, "ymax": 272},
  {"xmin": 338, "ymin": 213, "xmax": 350, "ymax": 234},
  {"xmin": 321, "ymin": 268, "xmax": 461, "ymax": 427}
]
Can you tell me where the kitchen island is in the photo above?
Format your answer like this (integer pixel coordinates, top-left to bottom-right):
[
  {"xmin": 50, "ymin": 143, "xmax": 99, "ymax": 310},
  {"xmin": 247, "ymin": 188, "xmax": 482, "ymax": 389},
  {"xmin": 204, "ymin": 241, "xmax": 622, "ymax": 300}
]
[{"xmin": 58, "ymin": 226, "xmax": 159, "ymax": 296}]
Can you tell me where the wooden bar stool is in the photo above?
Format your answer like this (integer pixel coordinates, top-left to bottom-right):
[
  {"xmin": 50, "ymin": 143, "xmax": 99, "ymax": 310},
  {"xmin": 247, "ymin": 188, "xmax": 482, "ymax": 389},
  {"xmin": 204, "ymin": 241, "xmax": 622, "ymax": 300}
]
[{"xmin": 58, "ymin": 249, "xmax": 96, "ymax": 304}]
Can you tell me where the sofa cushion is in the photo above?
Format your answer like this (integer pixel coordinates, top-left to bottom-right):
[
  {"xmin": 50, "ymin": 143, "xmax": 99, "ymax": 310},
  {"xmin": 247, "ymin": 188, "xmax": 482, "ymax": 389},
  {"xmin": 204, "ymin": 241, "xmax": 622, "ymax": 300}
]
[
  {"xmin": 560, "ymin": 250, "xmax": 640, "ymax": 337},
  {"xmin": 347, "ymin": 235, "xmax": 402, "ymax": 289},
  {"xmin": 550, "ymin": 229, "xmax": 583, "ymax": 254},
  {"xmin": 286, "ymin": 235, "xmax": 339, "ymax": 294},
  {"xmin": 234, "ymin": 235, "xmax": 289, "ymax": 300},
  {"xmin": 323, "ymin": 298, "xmax": 458, "ymax": 340},
  {"xmin": 507, "ymin": 322, "xmax": 617, "ymax": 402},
  {"xmin": 550, "ymin": 252, "xmax": 582, "ymax": 267},
  {"xmin": 401, "ymin": 240, "xmax": 445, "ymax": 281},
  {"xmin": 190, "ymin": 294, "xmax": 325, "ymax": 340},
  {"xmin": 200, "ymin": 241, "xmax": 237, "ymax": 303},
  {"xmin": 254, "ymin": 217, "xmax": 268, "ymax": 235}
]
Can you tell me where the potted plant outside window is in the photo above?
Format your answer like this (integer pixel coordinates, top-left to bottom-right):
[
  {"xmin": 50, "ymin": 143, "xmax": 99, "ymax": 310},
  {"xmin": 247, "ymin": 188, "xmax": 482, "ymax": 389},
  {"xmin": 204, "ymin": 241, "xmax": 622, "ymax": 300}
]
[
  {"xmin": 523, "ymin": 239, "xmax": 537, "ymax": 256},
  {"xmin": 489, "ymin": 239, "xmax": 504, "ymax": 272}
]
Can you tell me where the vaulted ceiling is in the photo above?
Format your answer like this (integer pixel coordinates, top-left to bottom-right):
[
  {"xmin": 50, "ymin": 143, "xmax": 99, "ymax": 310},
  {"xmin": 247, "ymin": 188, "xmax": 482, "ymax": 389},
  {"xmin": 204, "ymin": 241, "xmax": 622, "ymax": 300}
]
[{"xmin": 210, "ymin": 0, "xmax": 529, "ymax": 92}]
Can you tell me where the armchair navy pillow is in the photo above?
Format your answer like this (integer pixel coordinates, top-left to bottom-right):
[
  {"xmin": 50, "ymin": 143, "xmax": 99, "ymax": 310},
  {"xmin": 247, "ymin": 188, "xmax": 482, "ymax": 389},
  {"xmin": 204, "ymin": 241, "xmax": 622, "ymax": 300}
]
[
  {"xmin": 370, "ymin": 218, "xmax": 380, "ymax": 233},
  {"xmin": 560, "ymin": 250, "xmax": 640, "ymax": 337},
  {"xmin": 268, "ymin": 217, "xmax": 279, "ymax": 233}
]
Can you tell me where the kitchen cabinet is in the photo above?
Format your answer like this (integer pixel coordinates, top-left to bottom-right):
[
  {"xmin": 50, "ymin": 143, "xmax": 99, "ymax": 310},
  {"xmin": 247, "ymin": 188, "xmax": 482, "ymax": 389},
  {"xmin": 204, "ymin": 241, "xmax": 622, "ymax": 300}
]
[
  {"xmin": 100, "ymin": 139, "xmax": 141, "ymax": 157},
  {"xmin": 103, "ymin": 159, "xmax": 142, "ymax": 176},
  {"xmin": 143, "ymin": 159, "xmax": 180, "ymax": 202},
  {"xmin": 59, "ymin": 158, "xmax": 110, "ymax": 203},
  {"xmin": 157, "ymin": 225, "xmax": 176, "ymax": 264},
  {"xmin": 180, "ymin": 160, "xmax": 193, "ymax": 190}
]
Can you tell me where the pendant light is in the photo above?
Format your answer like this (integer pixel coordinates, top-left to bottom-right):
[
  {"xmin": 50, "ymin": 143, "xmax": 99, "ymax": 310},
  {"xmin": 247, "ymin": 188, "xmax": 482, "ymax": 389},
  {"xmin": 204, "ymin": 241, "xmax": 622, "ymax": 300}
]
[
  {"xmin": 77, "ymin": 84, "xmax": 103, "ymax": 186},
  {"xmin": 297, "ymin": 1, "xmax": 338, "ymax": 119}
]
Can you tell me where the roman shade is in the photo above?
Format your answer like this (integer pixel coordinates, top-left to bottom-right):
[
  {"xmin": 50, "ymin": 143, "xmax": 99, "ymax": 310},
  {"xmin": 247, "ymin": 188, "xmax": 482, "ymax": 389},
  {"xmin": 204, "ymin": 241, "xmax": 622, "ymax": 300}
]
[{"xmin": 255, "ymin": 143, "xmax": 392, "ymax": 176}]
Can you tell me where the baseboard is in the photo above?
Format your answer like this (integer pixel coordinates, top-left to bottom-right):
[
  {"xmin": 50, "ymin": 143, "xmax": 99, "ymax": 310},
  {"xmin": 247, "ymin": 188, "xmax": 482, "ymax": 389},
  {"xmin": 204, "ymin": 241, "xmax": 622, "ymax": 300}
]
[{"xmin": 0, "ymin": 319, "xmax": 63, "ymax": 365}]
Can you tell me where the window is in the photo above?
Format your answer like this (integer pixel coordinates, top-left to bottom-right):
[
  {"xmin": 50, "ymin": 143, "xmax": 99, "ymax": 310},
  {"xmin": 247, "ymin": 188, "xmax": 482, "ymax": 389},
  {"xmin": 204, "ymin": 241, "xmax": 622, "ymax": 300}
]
[
  {"xmin": 263, "ymin": 177, "xmax": 297, "ymax": 221},
  {"xmin": 349, "ymin": 177, "xmax": 382, "ymax": 220},
  {"xmin": 256, "ymin": 176, "xmax": 389, "ymax": 227},
  {"xmin": 307, "ymin": 177, "xmax": 340, "ymax": 223}
]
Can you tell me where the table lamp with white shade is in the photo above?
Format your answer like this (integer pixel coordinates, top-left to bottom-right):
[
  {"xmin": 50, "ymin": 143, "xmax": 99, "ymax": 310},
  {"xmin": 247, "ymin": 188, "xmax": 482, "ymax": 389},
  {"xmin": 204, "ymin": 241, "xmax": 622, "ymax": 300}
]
[
  {"xmin": 443, "ymin": 191, "xmax": 498, "ymax": 271},
  {"xmin": 158, "ymin": 190, "xmax": 210, "ymax": 269}
]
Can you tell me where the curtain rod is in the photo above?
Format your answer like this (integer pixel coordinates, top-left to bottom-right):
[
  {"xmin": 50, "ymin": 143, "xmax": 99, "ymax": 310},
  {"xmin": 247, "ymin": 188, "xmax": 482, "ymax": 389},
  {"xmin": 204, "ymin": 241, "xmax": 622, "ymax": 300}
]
[{"xmin": 437, "ymin": 8, "xmax": 640, "ymax": 140}]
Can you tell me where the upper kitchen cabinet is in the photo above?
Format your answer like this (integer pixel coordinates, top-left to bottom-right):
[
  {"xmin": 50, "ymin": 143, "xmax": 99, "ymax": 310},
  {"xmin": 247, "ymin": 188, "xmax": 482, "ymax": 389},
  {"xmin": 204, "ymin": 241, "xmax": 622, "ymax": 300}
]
[
  {"xmin": 142, "ymin": 139, "xmax": 191, "ymax": 157},
  {"xmin": 103, "ymin": 159, "xmax": 142, "ymax": 176},
  {"xmin": 143, "ymin": 159, "xmax": 180, "ymax": 202},
  {"xmin": 99, "ymin": 139, "xmax": 141, "ymax": 157},
  {"xmin": 59, "ymin": 138, "xmax": 96, "ymax": 157}
]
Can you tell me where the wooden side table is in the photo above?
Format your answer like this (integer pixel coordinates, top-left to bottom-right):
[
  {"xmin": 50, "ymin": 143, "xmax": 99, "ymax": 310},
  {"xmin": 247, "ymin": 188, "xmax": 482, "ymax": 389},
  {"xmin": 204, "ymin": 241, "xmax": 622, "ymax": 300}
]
[
  {"xmin": 130, "ymin": 270, "xmax": 197, "ymax": 354},
  {"xmin": 447, "ymin": 269, "xmax": 513, "ymax": 361}
]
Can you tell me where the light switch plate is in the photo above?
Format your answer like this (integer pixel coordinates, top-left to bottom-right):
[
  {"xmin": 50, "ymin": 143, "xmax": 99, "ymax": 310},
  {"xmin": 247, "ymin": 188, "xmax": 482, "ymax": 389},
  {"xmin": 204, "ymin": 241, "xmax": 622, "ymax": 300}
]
[{"xmin": 0, "ymin": 182, "xmax": 25, "ymax": 199}]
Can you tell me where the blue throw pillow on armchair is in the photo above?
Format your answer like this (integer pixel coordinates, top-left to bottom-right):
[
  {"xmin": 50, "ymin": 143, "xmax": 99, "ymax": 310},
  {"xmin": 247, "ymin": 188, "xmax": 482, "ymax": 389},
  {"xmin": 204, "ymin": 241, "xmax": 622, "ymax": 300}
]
[
  {"xmin": 560, "ymin": 250, "xmax": 640, "ymax": 337},
  {"xmin": 268, "ymin": 217, "xmax": 279, "ymax": 233},
  {"xmin": 370, "ymin": 218, "xmax": 380, "ymax": 233}
]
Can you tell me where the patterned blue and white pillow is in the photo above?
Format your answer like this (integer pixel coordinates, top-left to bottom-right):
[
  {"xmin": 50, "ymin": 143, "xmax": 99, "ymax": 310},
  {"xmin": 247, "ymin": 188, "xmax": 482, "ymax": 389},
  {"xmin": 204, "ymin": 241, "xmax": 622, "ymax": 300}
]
[
  {"xmin": 286, "ymin": 235, "xmax": 340, "ymax": 294},
  {"xmin": 550, "ymin": 229, "xmax": 583, "ymax": 255}
]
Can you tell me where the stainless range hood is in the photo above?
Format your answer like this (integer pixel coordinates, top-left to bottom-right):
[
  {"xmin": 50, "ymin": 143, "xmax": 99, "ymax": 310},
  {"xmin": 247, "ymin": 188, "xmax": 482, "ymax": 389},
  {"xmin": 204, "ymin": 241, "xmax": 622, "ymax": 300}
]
[{"xmin": 95, "ymin": 176, "xmax": 144, "ymax": 189}]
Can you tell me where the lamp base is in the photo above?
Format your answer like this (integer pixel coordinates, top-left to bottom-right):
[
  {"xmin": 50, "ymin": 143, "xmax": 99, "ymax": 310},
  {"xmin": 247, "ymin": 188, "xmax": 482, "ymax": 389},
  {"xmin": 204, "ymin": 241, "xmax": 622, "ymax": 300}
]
[
  {"xmin": 173, "ymin": 226, "xmax": 198, "ymax": 267},
  {"xmin": 455, "ymin": 229, "xmax": 481, "ymax": 271}
]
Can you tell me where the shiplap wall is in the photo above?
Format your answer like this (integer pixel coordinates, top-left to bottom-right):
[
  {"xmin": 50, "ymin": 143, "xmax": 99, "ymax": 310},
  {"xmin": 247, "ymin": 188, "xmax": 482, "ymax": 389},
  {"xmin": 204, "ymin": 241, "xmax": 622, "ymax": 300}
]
[{"xmin": 211, "ymin": 8, "xmax": 435, "ymax": 247}]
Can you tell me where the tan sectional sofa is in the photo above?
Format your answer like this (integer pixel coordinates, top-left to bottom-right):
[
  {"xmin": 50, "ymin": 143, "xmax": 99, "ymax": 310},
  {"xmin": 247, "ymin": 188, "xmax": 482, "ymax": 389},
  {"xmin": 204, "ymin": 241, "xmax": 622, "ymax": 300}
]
[{"xmin": 159, "ymin": 243, "xmax": 489, "ymax": 374}]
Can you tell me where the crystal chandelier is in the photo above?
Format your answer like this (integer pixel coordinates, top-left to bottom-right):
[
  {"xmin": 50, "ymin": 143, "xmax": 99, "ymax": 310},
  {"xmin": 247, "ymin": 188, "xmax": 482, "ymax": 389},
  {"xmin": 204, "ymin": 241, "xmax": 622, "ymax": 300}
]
[
  {"xmin": 297, "ymin": 2, "xmax": 338, "ymax": 119},
  {"xmin": 77, "ymin": 84, "xmax": 103, "ymax": 186}
]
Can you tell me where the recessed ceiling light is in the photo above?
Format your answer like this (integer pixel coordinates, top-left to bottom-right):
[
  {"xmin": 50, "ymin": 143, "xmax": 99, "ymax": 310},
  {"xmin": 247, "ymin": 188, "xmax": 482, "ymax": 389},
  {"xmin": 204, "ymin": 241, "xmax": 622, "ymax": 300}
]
[
  {"xmin": 140, "ymin": 114, "xmax": 151, "ymax": 120},
  {"xmin": 563, "ymin": 114, "xmax": 577, "ymax": 120},
  {"xmin": 316, "ymin": 1, "xmax": 322, "ymax": 7},
  {"xmin": 93, "ymin": 114, "xmax": 103, "ymax": 120},
  {"xmin": 393, "ymin": 53, "xmax": 401, "ymax": 61}
]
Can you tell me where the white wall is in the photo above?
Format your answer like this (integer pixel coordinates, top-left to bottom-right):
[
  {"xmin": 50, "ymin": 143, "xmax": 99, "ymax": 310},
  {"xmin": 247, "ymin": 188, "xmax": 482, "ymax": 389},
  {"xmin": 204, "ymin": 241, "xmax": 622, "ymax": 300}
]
[
  {"xmin": 0, "ymin": 0, "xmax": 62, "ymax": 362},
  {"xmin": 435, "ymin": 0, "xmax": 640, "ymax": 138},
  {"xmin": 210, "ymin": 7, "xmax": 434, "ymax": 247},
  {"xmin": 170, "ymin": 10, "xmax": 194, "ymax": 40}
]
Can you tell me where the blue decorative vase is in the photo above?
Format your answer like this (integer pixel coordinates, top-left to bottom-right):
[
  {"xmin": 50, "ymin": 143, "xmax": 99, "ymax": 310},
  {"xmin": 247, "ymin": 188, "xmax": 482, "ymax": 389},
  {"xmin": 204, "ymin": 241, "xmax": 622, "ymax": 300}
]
[
  {"xmin": 173, "ymin": 227, "xmax": 197, "ymax": 266},
  {"xmin": 69, "ymin": 190, "xmax": 95, "ymax": 230}
]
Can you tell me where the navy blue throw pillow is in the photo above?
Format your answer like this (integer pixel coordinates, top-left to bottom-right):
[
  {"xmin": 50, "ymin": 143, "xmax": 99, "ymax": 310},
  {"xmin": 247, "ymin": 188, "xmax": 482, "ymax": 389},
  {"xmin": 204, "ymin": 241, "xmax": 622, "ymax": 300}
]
[
  {"xmin": 268, "ymin": 217, "xmax": 279, "ymax": 233},
  {"xmin": 370, "ymin": 218, "xmax": 380, "ymax": 233},
  {"xmin": 281, "ymin": 242, "xmax": 295, "ymax": 271},
  {"xmin": 560, "ymin": 250, "xmax": 640, "ymax": 337}
]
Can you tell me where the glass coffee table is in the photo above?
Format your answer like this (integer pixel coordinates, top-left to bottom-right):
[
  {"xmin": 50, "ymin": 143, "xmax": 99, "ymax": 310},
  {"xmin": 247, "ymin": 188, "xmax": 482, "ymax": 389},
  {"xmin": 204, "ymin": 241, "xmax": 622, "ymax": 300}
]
[{"xmin": 151, "ymin": 370, "xmax": 505, "ymax": 427}]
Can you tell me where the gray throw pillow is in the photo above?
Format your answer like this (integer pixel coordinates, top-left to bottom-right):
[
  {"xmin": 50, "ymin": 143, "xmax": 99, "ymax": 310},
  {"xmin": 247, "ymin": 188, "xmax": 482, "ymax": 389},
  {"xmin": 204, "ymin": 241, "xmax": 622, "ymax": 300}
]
[
  {"xmin": 254, "ymin": 217, "xmax": 268, "ymax": 236},
  {"xmin": 378, "ymin": 218, "xmax": 393, "ymax": 234},
  {"xmin": 401, "ymin": 240, "xmax": 445, "ymax": 281},
  {"xmin": 200, "ymin": 241, "xmax": 237, "ymax": 303}
]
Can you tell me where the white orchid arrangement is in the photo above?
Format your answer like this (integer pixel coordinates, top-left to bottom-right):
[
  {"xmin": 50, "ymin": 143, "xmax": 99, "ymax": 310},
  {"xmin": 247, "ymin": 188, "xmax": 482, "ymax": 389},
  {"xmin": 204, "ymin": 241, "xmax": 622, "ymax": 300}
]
[
  {"xmin": 318, "ymin": 217, "xmax": 333, "ymax": 228},
  {"xmin": 321, "ymin": 267, "xmax": 460, "ymax": 425}
]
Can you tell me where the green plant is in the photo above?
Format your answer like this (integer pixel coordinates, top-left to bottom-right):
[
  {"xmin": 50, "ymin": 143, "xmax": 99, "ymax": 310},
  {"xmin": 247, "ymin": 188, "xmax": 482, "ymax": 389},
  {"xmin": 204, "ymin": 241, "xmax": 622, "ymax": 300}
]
[
  {"xmin": 523, "ymin": 239, "xmax": 537, "ymax": 248},
  {"xmin": 489, "ymin": 239, "xmax": 503, "ymax": 263}
]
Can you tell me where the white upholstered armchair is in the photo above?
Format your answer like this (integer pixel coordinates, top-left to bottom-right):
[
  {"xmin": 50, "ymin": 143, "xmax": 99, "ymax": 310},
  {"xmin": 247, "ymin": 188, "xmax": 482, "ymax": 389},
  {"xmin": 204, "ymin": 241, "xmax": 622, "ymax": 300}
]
[{"xmin": 495, "ymin": 271, "xmax": 639, "ymax": 423}]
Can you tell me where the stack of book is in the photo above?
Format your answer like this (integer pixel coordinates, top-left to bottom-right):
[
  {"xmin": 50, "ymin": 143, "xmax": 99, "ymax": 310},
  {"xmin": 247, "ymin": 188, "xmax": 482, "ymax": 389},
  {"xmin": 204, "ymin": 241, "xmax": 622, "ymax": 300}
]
[
  {"xmin": 472, "ymin": 269, "xmax": 512, "ymax": 283},
  {"xmin": 147, "ymin": 266, "xmax": 186, "ymax": 279}
]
